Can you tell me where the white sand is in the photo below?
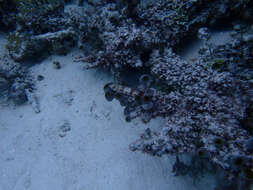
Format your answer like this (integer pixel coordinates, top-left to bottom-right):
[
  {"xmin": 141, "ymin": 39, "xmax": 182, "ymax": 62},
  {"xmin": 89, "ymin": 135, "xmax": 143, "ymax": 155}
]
[{"xmin": 0, "ymin": 40, "xmax": 216, "ymax": 189}]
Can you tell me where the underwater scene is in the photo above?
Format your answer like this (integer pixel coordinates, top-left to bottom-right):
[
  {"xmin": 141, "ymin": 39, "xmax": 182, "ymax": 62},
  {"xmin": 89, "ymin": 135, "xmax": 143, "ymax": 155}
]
[{"xmin": 0, "ymin": 0, "xmax": 253, "ymax": 189}]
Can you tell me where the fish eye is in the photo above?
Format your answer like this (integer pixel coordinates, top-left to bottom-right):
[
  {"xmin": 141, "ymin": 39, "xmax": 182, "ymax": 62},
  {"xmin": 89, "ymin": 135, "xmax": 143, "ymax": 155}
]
[{"xmin": 105, "ymin": 91, "xmax": 114, "ymax": 102}]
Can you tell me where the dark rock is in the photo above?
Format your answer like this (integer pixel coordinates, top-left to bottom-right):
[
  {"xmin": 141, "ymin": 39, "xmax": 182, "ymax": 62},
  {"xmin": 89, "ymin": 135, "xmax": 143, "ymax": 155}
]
[
  {"xmin": 58, "ymin": 120, "xmax": 71, "ymax": 138},
  {"xmin": 37, "ymin": 75, "xmax": 44, "ymax": 81},
  {"xmin": 53, "ymin": 61, "xmax": 61, "ymax": 70},
  {"xmin": 0, "ymin": 77, "xmax": 10, "ymax": 91}
]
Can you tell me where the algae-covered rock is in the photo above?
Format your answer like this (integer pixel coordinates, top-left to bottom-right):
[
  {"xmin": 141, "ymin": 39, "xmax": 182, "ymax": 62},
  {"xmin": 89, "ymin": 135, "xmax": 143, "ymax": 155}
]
[
  {"xmin": 7, "ymin": 28, "xmax": 77, "ymax": 62},
  {"xmin": 6, "ymin": 32, "xmax": 44, "ymax": 62},
  {"xmin": 44, "ymin": 28, "xmax": 77, "ymax": 55}
]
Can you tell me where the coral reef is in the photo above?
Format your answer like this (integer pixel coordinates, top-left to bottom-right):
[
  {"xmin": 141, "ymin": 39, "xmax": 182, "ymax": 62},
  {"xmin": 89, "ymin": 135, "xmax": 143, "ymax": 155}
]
[{"xmin": 105, "ymin": 28, "xmax": 253, "ymax": 189}]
